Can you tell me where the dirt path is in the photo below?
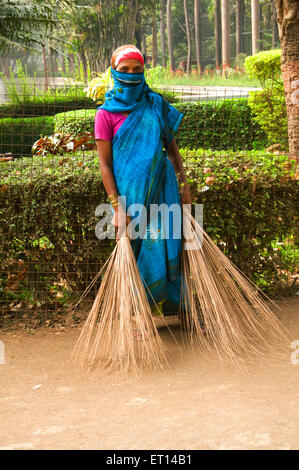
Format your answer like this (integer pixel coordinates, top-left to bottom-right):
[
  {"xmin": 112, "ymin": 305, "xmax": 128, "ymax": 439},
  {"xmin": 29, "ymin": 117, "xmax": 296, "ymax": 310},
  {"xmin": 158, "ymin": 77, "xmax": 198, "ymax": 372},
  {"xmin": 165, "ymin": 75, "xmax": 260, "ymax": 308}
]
[{"xmin": 0, "ymin": 296, "xmax": 299, "ymax": 450}]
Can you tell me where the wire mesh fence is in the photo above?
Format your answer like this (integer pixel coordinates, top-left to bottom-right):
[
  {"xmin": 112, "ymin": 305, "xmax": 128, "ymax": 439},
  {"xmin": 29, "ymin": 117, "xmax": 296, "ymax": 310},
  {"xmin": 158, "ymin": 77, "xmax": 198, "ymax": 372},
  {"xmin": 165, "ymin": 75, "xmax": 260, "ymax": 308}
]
[{"xmin": 0, "ymin": 78, "xmax": 297, "ymax": 328}]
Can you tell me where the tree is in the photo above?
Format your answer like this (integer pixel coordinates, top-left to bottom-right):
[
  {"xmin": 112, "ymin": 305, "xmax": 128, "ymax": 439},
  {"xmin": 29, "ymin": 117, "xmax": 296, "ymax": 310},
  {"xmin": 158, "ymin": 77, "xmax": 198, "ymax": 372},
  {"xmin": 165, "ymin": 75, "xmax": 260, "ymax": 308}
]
[
  {"xmin": 152, "ymin": 6, "xmax": 157, "ymax": 67},
  {"xmin": 272, "ymin": 0, "xmax": 279, "ymax": 48},
  {"xmin": 67, "ymin": 0, "xmax": 140, "ymax": 71},
  {"xmin": 160, "ymin": 0, "xmax": 167, "ymax": 67},
  {"xmin": 251, "ymin": 0, "xmax": 260, "ymax": 54},
  {"xmin": 0, "ymin": 0, "xmax": 72, "ymax": 55},
  {"xmin": 276, "ymin": 0, "xmax": 299, "ymax": 162},
  {"xmin": 236, "ymin": 0, "xmax": 244, "ymax": 55},
  {"xmin": 221, "ymin": 0, "xmax": 230, "ymax": 70},
  {"xmin": 167, "ymin": 0, "xmax": 174, "ymax": 70},
  {"xmin": 214, "ymin": 0, "xmax": 222, "ymax": 70},
  {"xmin": 184, "ymin": 0, "xmax": 191, "ymax": 74},
  {"xmin": 194, "ymin": 0, "xmax": 202, "ymax": 73},
  {"xmin": 135, "ymin": 5, "xmax": 143, "ymax": 50}
]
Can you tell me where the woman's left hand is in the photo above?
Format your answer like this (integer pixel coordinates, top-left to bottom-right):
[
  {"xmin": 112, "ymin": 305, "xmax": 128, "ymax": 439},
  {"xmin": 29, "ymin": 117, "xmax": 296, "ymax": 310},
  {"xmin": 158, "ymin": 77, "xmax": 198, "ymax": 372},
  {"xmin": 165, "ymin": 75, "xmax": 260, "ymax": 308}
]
[{"xmin": 180, "ymin": 184, "xmax": 192, "ymax": 205}]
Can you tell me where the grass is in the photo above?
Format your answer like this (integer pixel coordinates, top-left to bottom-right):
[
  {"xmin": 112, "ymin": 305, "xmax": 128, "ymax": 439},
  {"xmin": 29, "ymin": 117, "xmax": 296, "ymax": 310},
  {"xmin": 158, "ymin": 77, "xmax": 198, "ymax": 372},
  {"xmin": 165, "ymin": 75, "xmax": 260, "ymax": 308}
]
[{"xmin": 152, "ymin": 75, "xmax": 261, "ymax": 88}]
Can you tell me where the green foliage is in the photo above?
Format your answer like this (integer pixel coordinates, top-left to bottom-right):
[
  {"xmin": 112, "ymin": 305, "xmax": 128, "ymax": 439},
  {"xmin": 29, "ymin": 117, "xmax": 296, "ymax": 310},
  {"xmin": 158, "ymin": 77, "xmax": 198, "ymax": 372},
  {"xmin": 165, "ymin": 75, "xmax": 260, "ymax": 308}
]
[
  {"xmin": 152, "ymin": 89, "xmax": 179, "ymax": 104},
  {"xmin": 0, "ymin": 96, "xmax": 96, "ymax": 119},
  {"xmin": 1, "ymin": 98, "xmax": 268, "ymax": 157},
  {"xmin": 235, "ymin": 53, "xmax": 247, "ymax": 69},
  {"xmin": 245, "ymin": 49, "xmax": 282, "ymax": 87},
  {"xmin": 0, "ymin": 60, "xmax": 94, "ymax": 110},
  {"xmin": 55, "ymin": 109, "xmax": 96, "ymax": 137},
  {"xmin": 0, "ymin": 116, "xmax": 55, "ymax": 156},
  {"xmin": 58, "ymin": 49, "xmax": 93, "ymax": 83},
  {"xmin": 0, "ymin": 150, "xmax": 297, "ymax": 317},
  {"xmin": 145, "ymin": 66, "xmax": 173, "ymax": 87},
  {"xmin": 176, "ymin": 100, "xmax": 268, "ymax": 150},
  {"xmin": 180, "ymin": 148, "xmax": 298, "ymax": 295},
  {"xmin": 147, "ymin": 73, "xmax": 260, "ymax": 87},
  {"xmin": 0, "ymin": 0, "xmax": 74, "ymax": 54},
  {"xmin": 245, "ymin": 49, "xmax": 288, "ymax": 148},
  {"xmin": 247, "ymin": 86, "xmax": 287, "ymax": 148},
  {"xmin": 54, "ymin": 99, "xmax": 266, "ymax": 150}
]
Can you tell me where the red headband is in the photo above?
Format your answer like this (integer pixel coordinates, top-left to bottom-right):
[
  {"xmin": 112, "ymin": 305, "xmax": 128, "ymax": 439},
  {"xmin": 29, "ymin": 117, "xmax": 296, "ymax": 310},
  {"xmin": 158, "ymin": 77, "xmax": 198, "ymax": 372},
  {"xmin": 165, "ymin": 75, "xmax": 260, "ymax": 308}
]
[{"xmin": 114, "ymin": 47, "xmax": 144, "ymax": 68}]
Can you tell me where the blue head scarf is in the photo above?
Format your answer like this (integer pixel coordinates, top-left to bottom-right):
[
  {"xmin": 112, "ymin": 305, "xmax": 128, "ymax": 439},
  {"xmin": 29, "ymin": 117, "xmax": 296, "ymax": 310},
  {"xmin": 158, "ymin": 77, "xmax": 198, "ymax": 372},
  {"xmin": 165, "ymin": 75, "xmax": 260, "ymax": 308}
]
[{"xmin": 98, "ymin": 67, "xmax": 153, "ymax": 114}]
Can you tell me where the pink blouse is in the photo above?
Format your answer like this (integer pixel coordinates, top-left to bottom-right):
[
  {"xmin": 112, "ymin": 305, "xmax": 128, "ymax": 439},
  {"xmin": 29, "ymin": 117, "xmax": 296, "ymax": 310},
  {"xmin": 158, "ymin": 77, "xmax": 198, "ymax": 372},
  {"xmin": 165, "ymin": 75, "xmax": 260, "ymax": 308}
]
[{"xmin": 94, "ymin": 109, "xmax": 128, "ymax": 141}]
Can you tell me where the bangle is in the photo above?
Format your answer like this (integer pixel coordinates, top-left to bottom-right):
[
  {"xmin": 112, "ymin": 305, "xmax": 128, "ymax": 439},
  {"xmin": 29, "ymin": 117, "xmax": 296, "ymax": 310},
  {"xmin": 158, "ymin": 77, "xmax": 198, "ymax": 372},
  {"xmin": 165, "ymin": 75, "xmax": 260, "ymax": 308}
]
[{"xmin": 108, "ymin": 193, "xmax": 119, "ymax": 208}]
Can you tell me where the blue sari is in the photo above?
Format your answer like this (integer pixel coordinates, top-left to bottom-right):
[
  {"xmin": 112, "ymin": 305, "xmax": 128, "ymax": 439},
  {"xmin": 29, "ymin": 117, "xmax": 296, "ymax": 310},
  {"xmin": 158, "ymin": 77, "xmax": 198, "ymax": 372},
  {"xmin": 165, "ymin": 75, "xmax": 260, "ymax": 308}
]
[{"xmin": 98, "ymin": 68, "xmax": 185, "ymax": 314}]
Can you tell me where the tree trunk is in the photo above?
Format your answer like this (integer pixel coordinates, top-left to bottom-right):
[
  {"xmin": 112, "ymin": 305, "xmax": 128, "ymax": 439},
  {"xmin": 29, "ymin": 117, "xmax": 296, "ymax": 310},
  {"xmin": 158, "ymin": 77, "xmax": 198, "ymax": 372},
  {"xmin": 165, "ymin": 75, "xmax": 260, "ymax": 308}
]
[
  {"xmin": 135, "ymin": 7, "xmax": 142, "ymax": 50},
  {"xmin": 251, "ymin": 0, "xmax": 260, "ymax": 55},
  {"xmin": 0, "ymin": 56, "xmax": 10, "ymax": 76},
  {"xmin": 184, "ymin": 0, "xmax": 191, "ymax": 74},
  {"xmin": 160, "ymin": 0, "xmax": 167, "ymax": 67},
  {"xmin": 272, "ymin": 0, "xmax": 279, "ymax": 48},
  {"xmin": 259, "ymin": 2, "xmax": 263, "ymax": 50},
  {"xmin": 43, "ymin": 46, "xmax": 48, "ymax": 92},
  {"xmin": 215, "ymin": 0, "xmax": 222, "ymax": 70},
  {"xmin": 194, "ymin": 0, "xmax": 202, "ymax": 73},
  {"xmin": 276, "ymin": 0, "xmax": 299, "ymax": 162},
  {"xmin": 236, "ymin": 0, "xmax": 243, "ymax": 55},
  {"xmin": 152, "ymin": 10, "xmax": 157, "ymax": 68},
  {"xmin": 142, "ymin": 33, "xmax": 147, "ymax": 56},
  {"xmin": 167, "ymin": 0, "xmax": 175, "ymax": 70},
  {"xmin": 221, "ymin": 0, "xmax": 230, "ymax": 71}
]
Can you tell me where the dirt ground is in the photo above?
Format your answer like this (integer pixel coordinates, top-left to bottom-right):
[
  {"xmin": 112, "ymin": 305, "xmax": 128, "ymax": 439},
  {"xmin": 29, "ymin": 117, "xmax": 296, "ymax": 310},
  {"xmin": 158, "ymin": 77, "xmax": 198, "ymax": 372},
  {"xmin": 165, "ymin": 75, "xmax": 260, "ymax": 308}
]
[{"xmin": 0, "ymin": 296, "xmax": 299, "ymax": 450}]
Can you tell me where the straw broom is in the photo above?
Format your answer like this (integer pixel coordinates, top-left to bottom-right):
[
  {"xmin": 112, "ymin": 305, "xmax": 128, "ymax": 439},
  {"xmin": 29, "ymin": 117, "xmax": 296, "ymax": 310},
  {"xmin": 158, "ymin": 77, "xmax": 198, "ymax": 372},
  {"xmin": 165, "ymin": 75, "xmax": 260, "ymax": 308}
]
[
  {"xmin": 179, "ymin": 205, "xmax": 291, "ymax": 363},
  {"xmin": 71, "ymin": 227, "xmax": 169, "ymax": 375}
]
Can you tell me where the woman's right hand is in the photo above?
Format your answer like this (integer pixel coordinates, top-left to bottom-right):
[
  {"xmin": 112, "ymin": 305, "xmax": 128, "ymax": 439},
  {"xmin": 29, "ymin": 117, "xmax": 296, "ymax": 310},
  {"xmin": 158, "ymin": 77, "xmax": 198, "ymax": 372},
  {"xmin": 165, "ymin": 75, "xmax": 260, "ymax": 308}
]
[{"xmin": 111, "ymin": 205, "xmax": 131, "ymax": 242}]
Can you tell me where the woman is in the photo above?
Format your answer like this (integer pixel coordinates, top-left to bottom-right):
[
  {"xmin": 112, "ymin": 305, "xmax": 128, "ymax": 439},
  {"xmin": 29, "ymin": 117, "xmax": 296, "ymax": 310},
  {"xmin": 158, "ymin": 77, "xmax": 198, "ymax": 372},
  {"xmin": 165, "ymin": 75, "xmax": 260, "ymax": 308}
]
[{"xmin": 94, "ymin": 44, "xmax": 192, "ymax": 318}]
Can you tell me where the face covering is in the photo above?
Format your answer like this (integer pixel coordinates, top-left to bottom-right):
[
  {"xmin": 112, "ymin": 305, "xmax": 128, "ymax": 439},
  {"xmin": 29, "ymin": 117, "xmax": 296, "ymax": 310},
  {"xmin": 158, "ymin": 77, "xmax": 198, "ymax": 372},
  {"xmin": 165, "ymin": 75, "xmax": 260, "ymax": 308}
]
[{"xmin": 99, "ymin": 67, "xmax": 151, "ymax": 113}]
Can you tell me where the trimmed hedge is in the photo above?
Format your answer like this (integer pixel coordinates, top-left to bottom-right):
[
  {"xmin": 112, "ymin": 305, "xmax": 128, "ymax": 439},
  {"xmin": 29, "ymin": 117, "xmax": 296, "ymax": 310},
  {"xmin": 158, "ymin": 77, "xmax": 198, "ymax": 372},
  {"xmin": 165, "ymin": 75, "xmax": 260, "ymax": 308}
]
[
  {"xmin": 176, "ymin": 100, "xmax": 268, "ymax": 150},
  {"xmin": 0, "ymin": 90, "xmax": 177, "ymax": 119},
  {"xmin": 0, "ymin": 96, "xmax": 96, "ymax": 119},
  {"xmin": 0, "ymin": 150, "xmax": 297, "ymax": 320},
  {"xmin": 0, "ymin": 99, "xmax": 269, "ymax": 157},
  {"xmin": 0, "ymin": 116, "xmax": 55, "ymax": 156},
  {"xmin": 55, "ymin": 99, "xmax": 268, "ymax": 150},
  {"xmin": 55, "ymin": 108, "xmax": 96, "ymax": 137}
]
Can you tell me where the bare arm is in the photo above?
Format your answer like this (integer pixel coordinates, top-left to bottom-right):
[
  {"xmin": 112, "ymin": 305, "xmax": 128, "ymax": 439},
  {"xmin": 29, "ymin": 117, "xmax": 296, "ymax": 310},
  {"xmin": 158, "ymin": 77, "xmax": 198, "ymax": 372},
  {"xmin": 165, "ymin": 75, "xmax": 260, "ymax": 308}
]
[
  {"xmin": 96, "ymin": 139, "xmax": 118, "ymax": 196},
  {"xmin": 167, "ymin": 139, "xmax": 187, "ymax": 179}
]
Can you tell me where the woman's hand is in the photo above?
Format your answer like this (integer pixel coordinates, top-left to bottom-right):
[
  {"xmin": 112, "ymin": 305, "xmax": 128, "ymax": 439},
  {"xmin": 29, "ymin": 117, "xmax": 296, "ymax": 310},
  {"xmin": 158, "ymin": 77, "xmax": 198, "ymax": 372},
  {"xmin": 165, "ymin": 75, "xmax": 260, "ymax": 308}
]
[{"xmin": 111, "ymin": 205, "xmax": 132, "ymax": 242}]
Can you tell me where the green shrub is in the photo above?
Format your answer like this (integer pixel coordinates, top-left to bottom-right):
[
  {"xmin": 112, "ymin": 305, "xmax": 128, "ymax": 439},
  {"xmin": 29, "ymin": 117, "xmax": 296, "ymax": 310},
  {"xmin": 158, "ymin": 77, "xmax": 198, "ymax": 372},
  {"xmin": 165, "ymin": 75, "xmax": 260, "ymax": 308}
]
[
  {"xmin": 55, "ymin": 109, "xmax": 96, "ymax": 137},
  {"xmin": 0, "ymin": 95, "xmax": 97, "ymax": 119},
  {"xmin": 176, "ymin": 100, "xmax": 267, "ymax": 150},
  {"xmin": 55, "ymin": 99, "xmax": 267, "ymax": 150},
  {"xmin": 0, "ymin": 116, "xmax": 55, "ymax": 156},
  {"xmin": 0, "ymin": 149, "xmax": 297, "ymax": 320},
  {"xmin": 245, "ymin": 49, "xmax": 288, "ymax": 148}
]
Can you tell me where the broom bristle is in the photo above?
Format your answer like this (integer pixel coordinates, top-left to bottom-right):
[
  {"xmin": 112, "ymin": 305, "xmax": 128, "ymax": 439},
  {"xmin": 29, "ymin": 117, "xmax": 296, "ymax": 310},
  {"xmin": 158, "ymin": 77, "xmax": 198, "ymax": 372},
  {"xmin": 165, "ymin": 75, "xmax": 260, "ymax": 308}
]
[
  {"xmin": 180, "ymin": 206, "xmax": 291, "ymax": 363},
  {"xmin": 71, "ymin": 235, "xmax": 169, "ymax": 375}
]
